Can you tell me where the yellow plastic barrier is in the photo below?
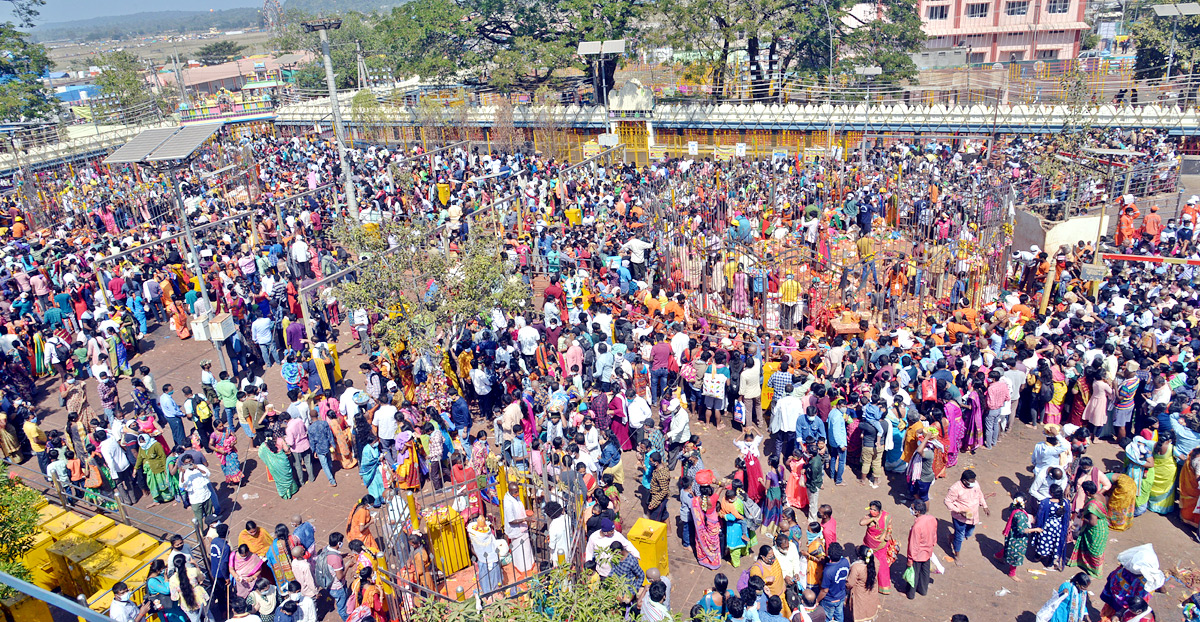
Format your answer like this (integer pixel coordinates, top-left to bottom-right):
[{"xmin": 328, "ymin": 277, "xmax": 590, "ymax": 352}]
[
  {"xmin": 116, "ymin": 533, "xmax": 157, "ymax": 559},
  {"xmin": 73, "ymin": 514, "xmax": 117, "ymax": 540},
  {"xmin": 95, "ymin": 524, "xmax": 138, "ymax": 549},
  {"xmin": 628, "ymin": 518, "xmax": 670, "ymax": 577},
  {"xmin": 43, "ymin": 511, "xmax": 86, "ymax": 539}
]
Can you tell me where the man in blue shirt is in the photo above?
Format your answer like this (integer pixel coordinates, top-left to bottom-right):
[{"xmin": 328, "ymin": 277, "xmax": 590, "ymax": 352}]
[
  {"xmin": 449, "ymin": 388, "xmax": 472, "ymax": 437},
  {"xmin": 159, "ymin": 384, "xmax": 187, "ymax": 448},
  {"xmin": 758, "ymin": 595, "xmax": 789, "ymax": 622},
  {"xmin": 818, "ymin": 543, "xmax": 851, "ymax": 622},
  {"xmin": 827, "ymin": 402, "xmax": 848, "ymax": 485},
  {"xmin": 797, "ymin": 406, "xmax": 827, "ymax": 446}
]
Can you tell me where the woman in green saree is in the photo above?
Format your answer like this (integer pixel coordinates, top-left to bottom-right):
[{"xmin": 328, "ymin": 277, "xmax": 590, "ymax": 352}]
[
  {"xmin": 134, "ymin": 434, "xmax": 175, "ymax": 505},
  {"xmin": 1067, "ymin": 480, "xmax": 1110, "ymax": 577},
  {"xmin": 1148, "ymin": 436, "xmax": 1178, "ymax": 514},
  {"xmin": 258, "ymin": 437, "xmax": 298, "ymax": 500}
]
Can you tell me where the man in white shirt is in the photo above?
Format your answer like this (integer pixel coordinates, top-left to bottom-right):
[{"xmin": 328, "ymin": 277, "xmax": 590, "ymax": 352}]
[
  {"xmin": 291, "ymin": 236, "xmax": 312, "ymax": 278},
  {"xmin": 1029, "ymin": 465, "xmax": 1067, "ymax": 502},
  {"xmin": 583, "ymin": 517, "xmax": 639, "ymax": 577},
  {"xmin": 626, "ymin": 388, "xmax": 653, "ymax": 447},
  {"xmin": 773, "ymin": 532, "xmax": 806, "ymax": 586},
  {"xmin": 251, "ymin": 316, "xmax": 278, "ymax": 367},
  {"xmin": 109, "ymin": 582, "xmax": 151, "ymax": 622},
  {"xmin": 371, "ymin": 402, "xmax": 399, "ymax": 465},
  {"xmin": 772, "ymin": 384, "xmax": 803, "ymax": 459},
  {"xmin": 178, "ymin": 455, "xmax": 214, "ymax": 525},
  {"xmin": 97, "ymin": 429, "xmax": 135, "ymax": 505},
  {"xmin": 503, "ymin": 482, "xmax": 535, "ymax": 575}
]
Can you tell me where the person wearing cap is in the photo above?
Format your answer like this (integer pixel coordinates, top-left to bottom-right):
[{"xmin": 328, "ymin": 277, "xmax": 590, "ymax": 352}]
[{"xmin": 583, "ymin": 515, "xmax": 639, "ymax": 577}]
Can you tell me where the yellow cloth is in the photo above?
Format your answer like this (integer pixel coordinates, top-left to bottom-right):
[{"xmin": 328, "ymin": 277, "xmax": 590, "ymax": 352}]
[
  {"xmin": 780, "ymin": 278, "xmax": 802, "ymax": 304},
  {"xmin": 857, "ymin": 237, "xmax": 876, "ymax": 262}
]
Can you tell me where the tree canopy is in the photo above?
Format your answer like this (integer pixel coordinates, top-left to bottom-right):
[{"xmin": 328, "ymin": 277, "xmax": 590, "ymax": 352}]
[
  {"xmin": 196, "ymin": 40, "xmax": 246, "ymax": 65},
  {"xmin": 332, "ymin": 214, "xmax": 529, "ymax": 354},
  {"xmin": 272, "ymin": 0, "xmax": 926, "ymax": 98},
  {"xmin": 1132, "ymin": 10, "xmax": 1200, "ymax": 79},
  {"xmin": 95, "ymin": 50, "xmax": 154, "ymax": 108},
  {"xmin": 0, "ymin": 465, "xmax": 42, "ymax": 600},
  {"xmin": 4, "ymin": 0, "xmax": 43, "ymax": 27},
  {"xmin": 0, "ymin": 23, "xmax": 53, "ymax": 122}
]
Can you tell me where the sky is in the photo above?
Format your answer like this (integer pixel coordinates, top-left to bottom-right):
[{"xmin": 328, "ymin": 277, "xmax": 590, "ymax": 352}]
[{"xmin": 6, "ymin": 0, "xmax": 260, "ymax": 26}]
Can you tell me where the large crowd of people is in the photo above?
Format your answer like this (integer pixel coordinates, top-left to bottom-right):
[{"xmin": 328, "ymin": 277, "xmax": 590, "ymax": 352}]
[{"xmin": 0, "ymin": 121, "xmax": 1198, "ymax": 622}]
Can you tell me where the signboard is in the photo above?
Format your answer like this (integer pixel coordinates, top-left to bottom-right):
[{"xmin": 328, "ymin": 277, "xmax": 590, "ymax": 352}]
[
  {"xmin": 649, "ymin": 146, "xmax": 669, "ymax": 160},
  {"xmin": 772, "ymin": 148, "xmax": 789, "ymax": 162},
  {"xmin": 688, "ymin": 141, "xmax": 699, "ymax": 156},
  {"xmin": 1098, "ymin": 21, "xmax": 1117, "ymax": 39},
  {"xmin": 582, "ymin": 141, "xmax": 601, "ymax": 159},
  {"xmin": 735, "ymin": 142, "xmax": 747, "ymax": 157},
  {"xmin": 1080, "ymin": 264, "xmax": 1109, "ymax": 281},
  {"xmin": 715, "ymin": 145, "xmax": 736, "ymax": 161}
]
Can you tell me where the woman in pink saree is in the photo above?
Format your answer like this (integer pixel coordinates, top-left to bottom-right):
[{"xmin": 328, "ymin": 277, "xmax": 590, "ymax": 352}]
[
  {"xmin": 229, "ymin": 543, "xmax": 264, "ymax": 598},
  {"xmin": 861, "ymin": 500, "xmax": 895, "ymax": 594},
  {"xmin": 691, "ymin": 485, "xmax": 723, "ymax": 570},
  {"xmin": 942, "ymin": 400, "xmax": 965, "ymax": 468},
  {"xmin": 962, "ymin": 384, "xmax": 985, "ymax": 454}
]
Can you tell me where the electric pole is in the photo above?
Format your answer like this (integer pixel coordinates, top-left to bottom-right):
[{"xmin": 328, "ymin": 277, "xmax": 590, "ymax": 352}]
[{"xmin": 304, "ymin": 19, "xmax": 358, "ymax": 219}]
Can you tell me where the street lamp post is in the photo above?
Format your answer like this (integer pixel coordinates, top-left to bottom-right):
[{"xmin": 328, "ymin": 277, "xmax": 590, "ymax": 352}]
[
  {"xmin": 1152, "ymin": 3, "xmax": 1200, "ymax": 80},
  {"xmin": 303, "ymin": 19, "xmax": 358, "ymax": 219}
]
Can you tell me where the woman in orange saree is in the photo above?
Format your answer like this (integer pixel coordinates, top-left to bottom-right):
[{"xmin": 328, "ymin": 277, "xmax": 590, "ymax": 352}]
[{"xmin": 168, "ymin": 299, "xmax": 192, "ymax": 339}]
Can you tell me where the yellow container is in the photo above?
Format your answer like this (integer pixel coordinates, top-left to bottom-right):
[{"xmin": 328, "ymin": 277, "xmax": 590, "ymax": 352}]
[
  {"xmin": 73, "ymin": 514, "xmax": 117, "ymax": 540},
  {"xmin": 1, "ymin": 594, "xmax": 51, "ymax": 622},
  {"xmin": 424, "ymin": 506, "xmax": 471, "ymax": 576},
  {"xmin": 24, "ymin": 531, "xmax": 55, "ymax": 571},
  {"xmin": 43, "ymin": 511, "xmax": 86, "ymax": 539},
  {"xmin": 628, "ymin": 518, "xmax": 670, "ymax": 577},
  {"xmin": 95, "ymin": 555, "xmax": 147, "ymax": 592},
  {"xmin": 96, "ymin": 524, "xmax": 138, "ymax": 549},
  {"xmin": 78, "ymin": 548, "xmax": 121, "ymax": 595},
  {"xmin": 116, "ymin": 533, "xmax": 157, "ymax": 559},
  {"xmin": 64, "ymin": 537, "xmax": 105, "ymax": 598},
  {"xmin": 29, "ymin": 566, "xmax": 58, "ymax": 591},
  {"xmin": 47, "ymin": 535, "xmax": 90, "ymax": 595},
  {"xmin": 36, "ymin": 503, "xmax": 64, "ymax": 526},
  {"xmin": 138, "ymin": 542, "xmax": 172, "ymax": 564}
]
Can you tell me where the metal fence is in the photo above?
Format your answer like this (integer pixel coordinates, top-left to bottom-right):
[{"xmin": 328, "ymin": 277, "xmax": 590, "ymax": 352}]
[{"xmin": 370, "ymin": 464, "xmax": 587, "ymax": 620}]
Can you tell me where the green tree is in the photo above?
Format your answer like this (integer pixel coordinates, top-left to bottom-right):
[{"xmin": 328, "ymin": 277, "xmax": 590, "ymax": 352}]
[
  {"xmin": 408, "ymin": 567, "xmax": 726, "ymax": 622},
  {"xmin": 373, "ymin": 0, "xmax": 643, "ymax": 94},
  {"xmin": 1132, "ymin": 8, "xmax": 1200, "ymax": 79},
  {"xmin": 272, "ymin": 11, "xmax": 384, "ymax": 90},
  {"xmin": 332, "ymin": 216, "xmax": 529, "ymax": 354},
  {"xmin": 196, "ymin": 40, "xmax": 247, "ymax": 65},
  {"xmin": 0, "ymin": 464, "xmax": 43, "ymax": 600},
  {"xmin": 0, "ymin": 23, "xmax": 53, "ymax": 121},
  {"xmin": 3, "ymin": 0, "xmax": 43, "ymax": 27},
  {"xmin": 350, "ymin": 89, "xmax": 389, "ymax": 141},
  {"xmin": 95, "ymin": 50, "xmax": 153, "ymax": 108}
]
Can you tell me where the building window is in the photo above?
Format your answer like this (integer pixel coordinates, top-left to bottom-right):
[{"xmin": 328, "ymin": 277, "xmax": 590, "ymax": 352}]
[
  {"xmin": 1005, "ymin": 0, "xmax": 1029, "ymax": 14},
  {"xmin": 968, "ymin": 52, "xmax": 988, "ymax": 63},
  {"xmin": 1046, "ymin": 0, "xmax": 1070, "ymax": 13},
  {"xmin": 966, "ymin": 3, "xmax": 990, "ymax": 17},
  {"xmin": 926, "ymin": 4, "xmax": 949, "ymax": 19},
  {"xmin": 1037, "ymin": 49, "xmax": 1059, "ymax": 59}
]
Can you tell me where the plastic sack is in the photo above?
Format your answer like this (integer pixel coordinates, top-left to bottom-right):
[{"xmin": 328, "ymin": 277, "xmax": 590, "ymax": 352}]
[
  {"xmin": 902, "ymin": 565, "xmax": 915, "ymax": 587},
  {"xmin": 1115, "ymin": 543, "xmax": 1166, "ymax": 591}
]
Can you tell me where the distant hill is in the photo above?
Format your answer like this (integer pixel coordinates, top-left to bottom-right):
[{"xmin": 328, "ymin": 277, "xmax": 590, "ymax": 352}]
[
  {"xmin": 283, "ymin": 0, "xmax": 411, "ymax": 16},
  {"xmin": 32, "ymin": 8, "xmax": 263, "ymax": 43}
]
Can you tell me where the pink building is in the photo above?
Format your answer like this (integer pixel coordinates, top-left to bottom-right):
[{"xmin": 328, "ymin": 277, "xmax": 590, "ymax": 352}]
[{"xmin": 917, "ymin": 0, "xmax": 1089, "ymax": 63}]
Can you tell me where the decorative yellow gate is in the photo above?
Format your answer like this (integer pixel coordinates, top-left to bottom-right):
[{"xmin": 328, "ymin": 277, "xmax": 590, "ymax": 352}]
[{"xmin": 617, "ymin": 122, "xmax": 649, "ymax": 166}]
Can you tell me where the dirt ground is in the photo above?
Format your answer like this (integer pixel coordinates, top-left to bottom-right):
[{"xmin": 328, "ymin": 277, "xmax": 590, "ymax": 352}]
[{"xmin": 22, "ymin": 315, "xmax": 1200, "ymax": 622}]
